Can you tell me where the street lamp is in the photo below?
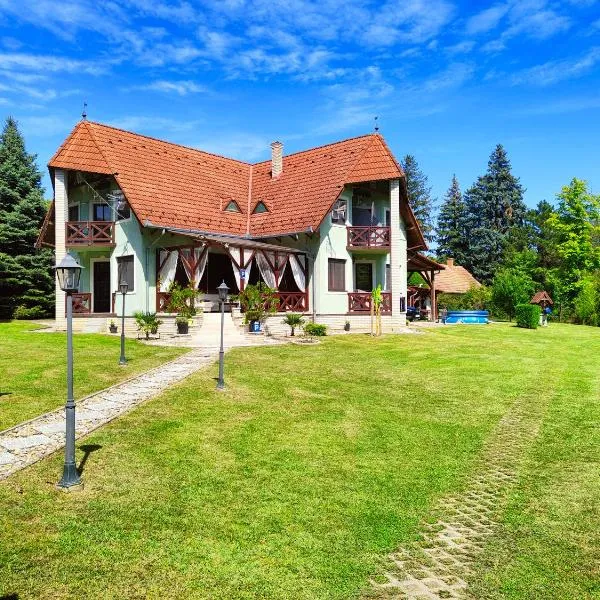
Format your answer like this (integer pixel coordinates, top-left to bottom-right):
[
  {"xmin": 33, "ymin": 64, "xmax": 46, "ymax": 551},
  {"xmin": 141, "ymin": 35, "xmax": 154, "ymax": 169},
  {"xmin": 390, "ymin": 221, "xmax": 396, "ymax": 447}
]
[
  {"xmin": 216, "ymin": 280, "xmax": 229, "ymax": 390},
  {"xmin": 119, "ymin": 279, "xmax": 128, "ymax": 365},
  {"xmin": 54, "ymin": 253, "xmax": 83, "ymax": 489}
]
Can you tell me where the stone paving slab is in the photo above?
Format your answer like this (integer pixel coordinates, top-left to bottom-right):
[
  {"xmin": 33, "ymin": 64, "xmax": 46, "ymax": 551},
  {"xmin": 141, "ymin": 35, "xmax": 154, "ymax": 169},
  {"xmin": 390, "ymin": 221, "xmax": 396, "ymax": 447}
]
[
  {"xmin": 0, "ymin": 348, "xmax": 219, "ymax": 481},
  {"xmin": 365, "ymin": 396, "xmax": 546, "ymax": 600}
]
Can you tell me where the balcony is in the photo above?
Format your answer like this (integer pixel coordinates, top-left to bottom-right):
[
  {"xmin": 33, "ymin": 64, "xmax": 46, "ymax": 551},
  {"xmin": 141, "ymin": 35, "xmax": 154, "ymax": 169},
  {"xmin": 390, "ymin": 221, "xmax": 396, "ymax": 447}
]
[
  {"xmin": 347, "ymin": 226, "xmax": 390, "ymax": 250},
  {"xmin": 66, "ymin": 221, "xmax": 115, "ymax": 247},
  {"xmin": 70, "ymin": 293, "xmax": 92, "ymax": 315},
  {"xmin": 348, "ymin": 292, "xmax": 392, "ymax": 314}
]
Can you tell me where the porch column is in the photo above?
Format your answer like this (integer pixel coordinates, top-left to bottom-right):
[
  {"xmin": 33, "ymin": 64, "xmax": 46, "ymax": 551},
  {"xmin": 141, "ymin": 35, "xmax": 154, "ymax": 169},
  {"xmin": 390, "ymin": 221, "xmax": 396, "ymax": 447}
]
[
  {"xmin": 389, "ymin": 179, "xmax": 407, "ymax": 328},
  {"xmin": 54, "ymin": 169, "xmax": 68, "ymax": 326}
]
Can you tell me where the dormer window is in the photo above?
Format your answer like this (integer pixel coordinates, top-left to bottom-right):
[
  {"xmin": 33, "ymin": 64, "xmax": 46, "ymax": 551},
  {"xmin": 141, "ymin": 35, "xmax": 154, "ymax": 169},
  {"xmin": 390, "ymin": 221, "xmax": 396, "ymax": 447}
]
[
  {"xmin": 225, "ymin": 200, "xmax": 241, "ymax": 213},
  {"xmin": 253, "ymin": 201, "xmax": 269, "ymax": 214},
  {"xmin": 331, "ymin": 199, "xmax": 347, "ymax": 225}
]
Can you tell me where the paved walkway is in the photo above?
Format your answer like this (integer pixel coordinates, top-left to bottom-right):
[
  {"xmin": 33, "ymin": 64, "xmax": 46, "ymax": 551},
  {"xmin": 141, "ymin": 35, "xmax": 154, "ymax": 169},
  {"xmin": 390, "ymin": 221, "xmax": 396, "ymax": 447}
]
[
  {"xmin": 365, "ymin": 395, "xmax": 546, "ymax": 599},
  {"xmin": 0, "ymin": 348, "xmax": 220, "ymax": 480}
]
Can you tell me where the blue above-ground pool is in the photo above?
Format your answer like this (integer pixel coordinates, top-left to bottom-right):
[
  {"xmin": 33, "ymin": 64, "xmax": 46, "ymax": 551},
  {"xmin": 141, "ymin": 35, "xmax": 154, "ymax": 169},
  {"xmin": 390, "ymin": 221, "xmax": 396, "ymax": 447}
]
[{"xmin": 444, "ymin": 310, "xmax": 489, "ymax": 324}]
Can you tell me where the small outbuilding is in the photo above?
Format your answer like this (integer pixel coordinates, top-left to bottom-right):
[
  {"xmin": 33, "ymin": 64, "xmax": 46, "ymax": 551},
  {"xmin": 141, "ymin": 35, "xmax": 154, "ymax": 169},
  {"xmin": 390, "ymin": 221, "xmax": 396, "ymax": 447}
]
[{"xmin": 530, "ymin": 290, "xmax": 553, "ymax": 309}]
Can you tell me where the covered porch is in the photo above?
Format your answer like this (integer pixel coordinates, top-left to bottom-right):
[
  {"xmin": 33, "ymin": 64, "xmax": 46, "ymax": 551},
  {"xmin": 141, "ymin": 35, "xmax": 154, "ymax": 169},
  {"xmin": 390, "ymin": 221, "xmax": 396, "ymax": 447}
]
[
  {"xmin": 155, "ymin": 232, "xmax": 309, "ymax": 314},
  {"xmin": 407, "ymin": 252, "xmax": 445, "ymax": 321}
]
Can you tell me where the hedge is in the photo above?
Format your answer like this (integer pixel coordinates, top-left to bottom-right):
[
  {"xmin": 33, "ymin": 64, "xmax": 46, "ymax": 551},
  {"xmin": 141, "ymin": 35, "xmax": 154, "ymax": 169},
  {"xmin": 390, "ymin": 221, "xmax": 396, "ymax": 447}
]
[{"xmin": 516, "ymin": 304, "xmax": 541, "ymax": 329}]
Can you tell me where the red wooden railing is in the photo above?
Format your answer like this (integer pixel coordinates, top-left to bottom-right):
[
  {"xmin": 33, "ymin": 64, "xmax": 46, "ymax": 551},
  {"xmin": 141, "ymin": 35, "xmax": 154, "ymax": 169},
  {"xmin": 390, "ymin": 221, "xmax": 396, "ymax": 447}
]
[
  {"xmin": 156, "ymin": 292, "xmax": 199, "ymax": 313},
  {"xmin": 348, "ymin": 292, "xmax": 391, "ymax": 314},
  {"xmin": 70, "ymin": 292, "xmax": 92, "ymax": 314},
  {"xmin": 347, "ymin": 226, "xmax": 390, "ymax": 249},
  {"xmin": 276, "ymin": 291, "xmax": 308, "ymax": 312},
  {"xmin": 66, "ymin": 221, "xmax": 115, "ymax": 246}
]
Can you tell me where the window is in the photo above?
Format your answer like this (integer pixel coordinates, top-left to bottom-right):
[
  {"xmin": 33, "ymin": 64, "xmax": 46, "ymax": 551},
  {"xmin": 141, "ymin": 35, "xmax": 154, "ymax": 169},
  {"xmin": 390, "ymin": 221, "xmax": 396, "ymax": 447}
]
[
  {"xmin": 385, "ymin": 209, "xmax": 391, "ymax": 227},
  {"xmin": 93, "ymin": 203, "xmax": 112, "ymax": 222},
  {"xmin": 253, "ymin": 201, "xmax": 268, "ymax": 214},
  {"xmin": 328, "ymin": 258, "xmax": 346, "ymax": 291},
  {"xmin": 386, "ymin": 264, "xmax": 391, "ymax": 290},
  {"xmin": 331, "ymin": 199, "xmax": 347, "ymax": 225},
  {"xmin": 224, "ymin": 200, "xmax": 241, "ymax": 212},
  {"xmin": 68, "ymin": 204, "xmax": 79, "ymax": 222},
  {"xmin": 117, "ymin": 255, "xmax": 134, "ymax": 292}
]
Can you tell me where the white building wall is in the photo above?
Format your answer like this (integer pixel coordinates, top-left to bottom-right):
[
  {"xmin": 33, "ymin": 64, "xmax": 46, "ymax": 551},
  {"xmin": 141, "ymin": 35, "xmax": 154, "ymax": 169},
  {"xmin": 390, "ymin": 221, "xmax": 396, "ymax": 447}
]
[
  {"xmin": 54, "ymin": 169, "xmax": 67, "ymax": 325},
  {"xmin": 389, "ymin": 178, "xmax": 407, "ymax": 329}
]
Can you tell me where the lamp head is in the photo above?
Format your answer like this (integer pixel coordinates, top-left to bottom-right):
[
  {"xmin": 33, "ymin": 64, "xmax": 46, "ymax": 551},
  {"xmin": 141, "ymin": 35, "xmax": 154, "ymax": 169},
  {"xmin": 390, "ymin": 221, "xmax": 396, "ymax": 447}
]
[
  {"xmin": 217, "ymin": 280, "xmax": 229, "ymax": 302},
  {"xmin": 119, "ymin": 280, "xmax": 129, "ymax": 295},
  {"xmin": 54, "ymin": 253, "xmax": 83, "ymax": 293}
]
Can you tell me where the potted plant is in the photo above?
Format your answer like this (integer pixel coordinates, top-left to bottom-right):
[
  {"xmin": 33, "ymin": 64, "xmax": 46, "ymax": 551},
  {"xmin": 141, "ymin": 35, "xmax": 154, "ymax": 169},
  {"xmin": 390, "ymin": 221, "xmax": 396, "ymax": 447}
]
[
  {"xmin": 109, "ymin": 320, "xmax": 118, "ymax": 334},
  {"xmin": 344, "ymin": 320, "xmax": 351, "ymax": 331},
  {"xmin": 282, "ymin": 312, "xmax": 304, "ymax": 336},
  {"xmin": 235, "ymin": 283, "xmax": 278, "ymax": 332},
  {"xmin": 133, "ymin": 312, "xmax": 163, "ymax": 339},
  {"xmin": 166, "ymin": 282, "xmax": 201, "ymax": 335}
]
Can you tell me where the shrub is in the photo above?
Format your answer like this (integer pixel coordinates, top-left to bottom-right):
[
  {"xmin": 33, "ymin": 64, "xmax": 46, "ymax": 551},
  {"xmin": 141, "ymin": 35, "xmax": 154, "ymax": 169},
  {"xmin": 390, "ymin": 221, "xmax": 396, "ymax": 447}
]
[
  {"xmin": 235, "ymin": 283, "xmax": 278, "ymax": 324},
  {"xmin": 515, "ymin": 304, "xmax": 541, "ymax": 329},
  {"xmin": 282, "ymin": 313, "xmax": 305, "ymax": 336},
  {"xmin": 303, "ymin": 322, "xmax": 327, "ymax": 336},
  {"xmin": 134, "ymin": 311, "xmax": 163, "ymax": 338},
  {"xmin": 13, "ymin": 305, "xmax": 47, "ymax": 320}
]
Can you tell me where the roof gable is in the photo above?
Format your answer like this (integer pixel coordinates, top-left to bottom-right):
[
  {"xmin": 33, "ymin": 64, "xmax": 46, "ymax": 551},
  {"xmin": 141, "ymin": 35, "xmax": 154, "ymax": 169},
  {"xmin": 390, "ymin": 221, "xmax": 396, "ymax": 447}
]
[{"xmin": 46, "ymin": 122, "xmax": 426, "ymax": 249}]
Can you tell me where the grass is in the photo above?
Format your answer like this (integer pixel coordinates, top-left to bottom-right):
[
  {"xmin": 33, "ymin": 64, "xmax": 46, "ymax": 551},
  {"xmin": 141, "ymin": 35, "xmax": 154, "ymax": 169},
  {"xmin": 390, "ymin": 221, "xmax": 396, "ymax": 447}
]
[
  {"xmin": 0, "ymin": 323, "xmax": 598, "ymax": 599},
  {"xmin": 0, "ymin": 321, "xmax": 187, "ymax": 431}
]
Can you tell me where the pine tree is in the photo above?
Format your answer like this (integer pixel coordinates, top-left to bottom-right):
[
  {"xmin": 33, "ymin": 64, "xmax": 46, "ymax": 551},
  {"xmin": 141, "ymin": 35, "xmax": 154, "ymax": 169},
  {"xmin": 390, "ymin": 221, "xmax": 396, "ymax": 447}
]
[
  {"xmin": 401, "ymin": 154, "xmax": 435, "ymax": 245},
  {"xmin": 436, "ymin": 175, "xmax": 467, "ymax": 264},
  {"xmin": 0, "ymin": 117, "xmax": 54, "ymax": 319},
  {"xmin": 462, "ymin": 144, "xmax": 527, "ymax": 283}
]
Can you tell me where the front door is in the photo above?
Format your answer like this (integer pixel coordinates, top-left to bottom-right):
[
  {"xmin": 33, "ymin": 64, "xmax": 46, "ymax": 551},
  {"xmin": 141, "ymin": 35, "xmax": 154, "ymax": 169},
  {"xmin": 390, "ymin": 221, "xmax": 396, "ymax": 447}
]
[
  {"xmin": 93, "ymin": 261, "xmax": 111, "ymax": 313},
  {"xmin": 355, "ymin": 262, "xmax": 373, "ymax": 292}
]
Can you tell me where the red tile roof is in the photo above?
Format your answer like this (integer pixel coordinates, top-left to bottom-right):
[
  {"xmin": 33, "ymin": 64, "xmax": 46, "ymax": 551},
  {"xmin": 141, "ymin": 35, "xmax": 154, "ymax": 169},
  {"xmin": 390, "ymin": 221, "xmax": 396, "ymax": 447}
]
[
  {"xmin": 434, "ymin": 259, "xmax": 481, "ymax": 294},
  {"xmin": 48, "ymin": 121, "xmax": 425, "ymax": 249},
  {"xmin": 530, "ymin": 291, "xmax": 553, "ymax": 305}
]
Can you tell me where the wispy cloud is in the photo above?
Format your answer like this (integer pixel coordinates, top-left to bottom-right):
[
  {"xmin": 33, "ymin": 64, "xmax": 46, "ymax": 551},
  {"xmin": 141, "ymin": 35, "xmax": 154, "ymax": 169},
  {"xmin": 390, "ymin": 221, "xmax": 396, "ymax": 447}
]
[
  {"xmin": 511, "ymin": 47, "xmax": 600, "ymax": 85},
  {"xmin": 466, "ymin": 4, "xmax": 510, "ymax": 35},
  {"xmin": 514, "ymin": 95, "xmax": 600, "ymax": 115},
  {"xmin": 0, "ymin": 52, "xmax": 104, "ymax": 75},
  {"xmin": 130, "ymin": 80, "xmax": 207, "ymax": 95}
]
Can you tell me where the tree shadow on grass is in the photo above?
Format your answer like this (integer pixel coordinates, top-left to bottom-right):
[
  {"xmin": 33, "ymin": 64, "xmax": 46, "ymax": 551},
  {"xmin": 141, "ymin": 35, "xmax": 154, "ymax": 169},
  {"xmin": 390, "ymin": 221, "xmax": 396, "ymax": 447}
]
[
  {"xmin": 1, "ymin": 594, "xmax": 19, "ymax": 599},
  {"xmin": 77, "ymin": 443, "xmax": 102, "ymax": 475},
  {"xmin": 0, "ymin": 392, "xmax": 12, "ymax": 397}
]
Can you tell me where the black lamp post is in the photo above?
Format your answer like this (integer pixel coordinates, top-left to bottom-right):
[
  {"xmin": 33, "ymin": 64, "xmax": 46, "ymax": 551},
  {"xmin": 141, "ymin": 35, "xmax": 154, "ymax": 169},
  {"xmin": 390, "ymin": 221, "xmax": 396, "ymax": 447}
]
[
  {"xmin": 55, "ymin": 253, "xmax": 83, "ymax": 489},
  {"xmin": 216, "ymin": 280, "xmax": 229, "ymax": 390},
  {"xmin": 119, "ymin": 279, "xmax": 128, "ymax": 365}
]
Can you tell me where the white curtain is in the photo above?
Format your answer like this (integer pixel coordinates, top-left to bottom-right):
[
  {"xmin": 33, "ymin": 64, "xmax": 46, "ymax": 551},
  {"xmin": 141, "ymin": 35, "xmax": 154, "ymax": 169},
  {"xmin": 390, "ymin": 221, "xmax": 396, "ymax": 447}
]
[
  {"xmin": 180, "ymin": 247, "xmax": 208, "ymax": 290},
  {"xmin": 256, "ymin": 251, "xmax": 276, "ymax": 288},
  {"xmin": 229, "ymin": 247, "xmax": 253, "ymax": 291},
  {"xmin": 158, "ymin": 250, "xmax": 178, "ymax": 292},
  {"xmin": 290, "ymin": 254, "xmax": 306, "ymax": 292}
]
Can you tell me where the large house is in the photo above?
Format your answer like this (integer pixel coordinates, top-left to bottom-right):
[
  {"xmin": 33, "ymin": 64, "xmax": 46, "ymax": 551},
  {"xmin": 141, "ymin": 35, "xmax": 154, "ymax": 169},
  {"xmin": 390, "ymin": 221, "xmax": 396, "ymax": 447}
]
[{"xmin": 37, "ymin": 120, "xmax": 439, "ymax": 333}]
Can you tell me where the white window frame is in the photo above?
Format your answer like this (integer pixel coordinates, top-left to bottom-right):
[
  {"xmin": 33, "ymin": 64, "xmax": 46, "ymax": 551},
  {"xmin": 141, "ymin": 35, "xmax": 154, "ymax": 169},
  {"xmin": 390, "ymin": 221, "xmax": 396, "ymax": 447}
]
[{"xmin": 115, "ymin": 254, "xmax": 136, "ymax": 295}]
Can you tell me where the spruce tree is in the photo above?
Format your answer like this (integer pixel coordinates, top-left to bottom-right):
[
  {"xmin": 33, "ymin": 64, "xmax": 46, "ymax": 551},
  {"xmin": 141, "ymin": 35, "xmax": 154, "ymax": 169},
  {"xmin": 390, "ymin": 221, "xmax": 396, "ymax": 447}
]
[
  {"xmin": 401, "ymin": 154, "xmax": 435, "ymax": 245},
  {"xmin": 0, "ymin": 117, "xmax": 54, "ymax": 319},
  {"xmin": 436, "ymin": 174, "xmax": 467, "ymax": 264},
  {"xmin": 462, "ymin": 144, "xmax": 526, "ymax": 283}
]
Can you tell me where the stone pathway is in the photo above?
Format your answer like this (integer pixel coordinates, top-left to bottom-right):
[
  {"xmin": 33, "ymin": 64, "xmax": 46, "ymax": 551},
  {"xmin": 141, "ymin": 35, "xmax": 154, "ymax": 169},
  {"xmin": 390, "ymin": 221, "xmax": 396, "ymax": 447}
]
[
  {"xmin": 365, "ymin": 396, "xmax": 545, "ymax": 599},
  {"xmin": 0, "ymin": 348, "xmax": 218, "ymax": 480}
]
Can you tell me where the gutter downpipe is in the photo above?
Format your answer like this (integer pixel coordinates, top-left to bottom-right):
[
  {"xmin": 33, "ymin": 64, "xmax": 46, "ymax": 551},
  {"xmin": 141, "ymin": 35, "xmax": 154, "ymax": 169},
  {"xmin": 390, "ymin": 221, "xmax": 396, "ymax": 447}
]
[{"xmin": 145, "ymin": 226, "xmax": 166, "ymax": 313}]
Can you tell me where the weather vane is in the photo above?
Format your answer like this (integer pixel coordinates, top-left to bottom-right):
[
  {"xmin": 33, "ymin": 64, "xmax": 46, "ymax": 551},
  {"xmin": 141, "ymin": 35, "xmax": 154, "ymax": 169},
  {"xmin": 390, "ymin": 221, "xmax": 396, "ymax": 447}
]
[
  {"xmin": 374, "ymin": 115, "xmax": 379, "ymax": 132},
  {"xmin": 82, "ymin": 102, "xmax": 87, "ymax": 121}
]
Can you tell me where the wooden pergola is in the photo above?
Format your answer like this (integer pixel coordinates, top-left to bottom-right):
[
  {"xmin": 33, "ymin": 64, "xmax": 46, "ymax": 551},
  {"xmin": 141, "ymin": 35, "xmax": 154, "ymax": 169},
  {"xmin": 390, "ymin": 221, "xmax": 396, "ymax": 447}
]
[{"xmin": 407, "ymin": 252, "xmax": 445, "ymax": 320}]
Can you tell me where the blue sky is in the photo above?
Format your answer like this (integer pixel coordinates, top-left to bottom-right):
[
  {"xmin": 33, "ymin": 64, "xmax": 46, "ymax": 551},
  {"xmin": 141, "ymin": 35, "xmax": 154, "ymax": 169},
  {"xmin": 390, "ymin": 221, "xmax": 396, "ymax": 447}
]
[{"xmin": 0, "ymin": 0, "xmax": 599, "ymax": 212}]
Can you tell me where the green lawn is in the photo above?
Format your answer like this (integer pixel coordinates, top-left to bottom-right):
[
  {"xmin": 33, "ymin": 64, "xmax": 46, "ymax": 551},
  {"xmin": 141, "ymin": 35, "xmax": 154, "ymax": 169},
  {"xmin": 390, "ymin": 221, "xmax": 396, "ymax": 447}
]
[
  {"xmin": 0, "ymin": 323, "xmax": 598, "ymax": 599},
  {"xmin": 0, "ymin": 321, "xmax": 187, "ymax": 431}
]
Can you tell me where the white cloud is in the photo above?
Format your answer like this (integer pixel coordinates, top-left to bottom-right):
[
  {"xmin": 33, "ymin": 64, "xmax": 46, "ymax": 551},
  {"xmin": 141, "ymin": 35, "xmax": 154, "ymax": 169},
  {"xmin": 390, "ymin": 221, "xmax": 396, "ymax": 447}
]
[
  {"xmin": 466, "ymin": 4, "xmax": 509, "ymax": 35},
  {"xmin": 515, "ymin": 95, "xmax": 600, "ymax": 115},
  {"xmin": 511, "ymin": 47, "xmax": 600, "ymax": 85},
  {"xmin": 130, "ymin": 80, "xmax": 207, "ymax": 95},
  {"xmin": 446, "ymin": 40, "xmax": 476, "ymax": 54},
  {"xmin": 0, "ymin": 52, "xmax": 104, "ymax": 75}
]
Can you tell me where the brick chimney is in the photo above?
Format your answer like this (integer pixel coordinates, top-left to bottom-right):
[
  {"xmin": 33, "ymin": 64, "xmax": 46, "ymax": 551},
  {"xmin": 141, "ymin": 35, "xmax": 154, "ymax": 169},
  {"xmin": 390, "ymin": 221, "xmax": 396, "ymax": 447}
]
[
  {"xmin": 271, "ymin": 141, "xmax": 283, "ymax": 178},
  {"xmin": 447, "ymin": 258, "xmax": 455, "ymax": 267}
]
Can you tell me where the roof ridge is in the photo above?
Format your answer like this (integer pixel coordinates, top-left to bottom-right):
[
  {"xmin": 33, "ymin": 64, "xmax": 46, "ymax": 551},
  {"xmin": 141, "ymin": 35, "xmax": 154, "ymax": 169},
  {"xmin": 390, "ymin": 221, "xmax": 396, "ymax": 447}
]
[
  {"xmin": 251, "ymin": 132, "xmax": 376, "ymax": 165},
  {"xmin": 86, "ymin": 120, "xmax": 251, "ymax": 166}
]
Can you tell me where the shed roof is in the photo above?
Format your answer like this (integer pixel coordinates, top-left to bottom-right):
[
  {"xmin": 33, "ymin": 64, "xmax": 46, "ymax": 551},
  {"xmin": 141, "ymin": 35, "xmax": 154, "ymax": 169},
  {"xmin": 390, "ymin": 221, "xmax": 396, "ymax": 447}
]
[{"xmin": 434, "ymin": 259, "xmax": 481, "ymax": 294}]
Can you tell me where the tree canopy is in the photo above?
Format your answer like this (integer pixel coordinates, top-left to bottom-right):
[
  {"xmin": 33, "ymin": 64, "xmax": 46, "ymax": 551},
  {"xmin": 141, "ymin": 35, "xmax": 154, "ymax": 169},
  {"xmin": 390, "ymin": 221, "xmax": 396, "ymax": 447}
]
[
  {"xmin": 436, "ymin": 174, "xmax": 468, "ymax": 264},
  {"xmin": 0, "ymin": 117, "xmax": 53, "ymax": 319},
  {"xmin": 401, "ymin": 154, "xmax": 435, "ymax": 245}
]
